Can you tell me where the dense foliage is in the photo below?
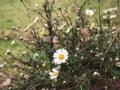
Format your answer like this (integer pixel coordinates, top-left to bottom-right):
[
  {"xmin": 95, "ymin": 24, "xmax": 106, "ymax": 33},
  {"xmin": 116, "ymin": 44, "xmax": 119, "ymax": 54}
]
[{"xmin": 0, "ymin": 0, "xmax": 120, "ymax": 90}]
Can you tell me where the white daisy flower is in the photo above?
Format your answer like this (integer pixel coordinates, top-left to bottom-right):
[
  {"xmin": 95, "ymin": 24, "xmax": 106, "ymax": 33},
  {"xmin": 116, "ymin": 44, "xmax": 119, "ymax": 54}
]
[
  {"xmin": 22, "ymin": 51, "xmax": 27, "ymax": 55},
  {"xmin": 4, "ymin": 37, "xmax": 8, "ymax": 40},
  {"xmin": 11, "ymin": 40, "xmax": 15, "ymax": 45},
  {"xmin": 115, "ymin": 57, "xmax": 119, "ymax": 61},
  {"xmin": 103, "ymin": 9, "xmax": 109, "ymax": 14},
  {"xmin": 35, "ymin": 4, "xmax": 39, "ymax": 7},
  {"xmin": 115, "ymin": 62, "xmax": 120, "ymax": 67},
  {"xmin": 49, "ymin": 68, "xmax": 59, "ymax": 79},
  {"xmin": 93, "ymin": 71, "xmax": 100, "ymax": 76},
  {"xmin": 110, "ymin": 14, "xmax": 117, "ymax": 19},
  {"xmin": 85, "ymin": 9, "xmax": 94, "ymax": 16},
  {"xmin": 33, "ymin": 53, "xmax": 39, "ymax": 59},
  {"xmin": 53, "ymin": 48, "xmax": 68, "ymax": 65},
  {"xmin": 44, "ymin": 24, "xmax": 48, "ymax": 27},
  {"xmin": 108, "ymin": 7, "xmax": 118, "ymax": 12}
]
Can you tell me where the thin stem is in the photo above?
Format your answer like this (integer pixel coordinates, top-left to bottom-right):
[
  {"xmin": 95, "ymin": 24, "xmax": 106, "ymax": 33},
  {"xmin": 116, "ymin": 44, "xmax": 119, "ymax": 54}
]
[
  {"xmin": 98, "ymin": 0, "xmax": 102, "ymax": 29},
  {"xmin": 20, "ymin": 0, "xmax": 31, "ymax": 21},
  {"xmin": 43, "ymin": 0, "xmax": 54, "ymax": 48},
  {"xmin": 103, "ymin": 29, "xmax": 119, "ymax": 60}
]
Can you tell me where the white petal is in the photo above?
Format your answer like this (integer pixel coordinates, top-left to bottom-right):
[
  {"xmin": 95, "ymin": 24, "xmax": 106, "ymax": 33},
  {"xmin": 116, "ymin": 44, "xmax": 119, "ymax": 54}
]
[
  {"xmin": 53, "ymin": 58, "xmax": 59, "ymax": 62},
  {"xmin": 62, "ymin": 60, "xmax": 66, "ymax": 63},
  {"xmin": 50, "ymin": 76, "xmax": 54, "ymax": 79},
  {"xmin": 62, "ymin": 49, "xmax": 68, "ymax": 55},
  {"xmin": 57, "ymin": 61, "xmax": 61, "ymax": 65},
  {"xmin": 64, "ymin": 55, "xmax": 68, "ymax": 60},
  {"xmin": 64, "ymin": 52, "xmax": 68, "ymax": 56},
  {"xmin": 61, "ymin": 59, "xmax": 66, "ymax": 63},
  {"xmin": 54, "ymin": 76, "xmax": 57, "ymax": 78},
  {"xmin": 49, "ymin": 72, "xmax": 53, "ymax": 75},
  {"xmin": 53, "ymin": 52, "xmax": 59, "ymax": 58},
  {"xmin": 56, "ymin": 49, "xmax": 62, "ymax": 54},
  {"xmin": 52, "ymin": 68, "xmax": 58, "ymax": 72}
]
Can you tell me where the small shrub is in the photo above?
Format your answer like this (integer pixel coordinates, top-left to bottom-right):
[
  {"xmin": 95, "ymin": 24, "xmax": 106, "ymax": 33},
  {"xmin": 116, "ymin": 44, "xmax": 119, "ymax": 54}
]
[{"xmin": 0, "ymin": 0, "xmax": 120, "ymax": 90}]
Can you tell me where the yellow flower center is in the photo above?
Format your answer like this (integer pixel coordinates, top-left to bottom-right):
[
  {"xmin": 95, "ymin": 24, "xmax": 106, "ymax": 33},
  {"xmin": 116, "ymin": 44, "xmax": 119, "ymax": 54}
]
[
  {"xmin": 42, "ymin": 63, "xmax": 46, "ymax": 67},
  {"xmin": 58, "ymin": 54, "xmax": 64, "ymax": 60},
  {"xmin": 90, "ymin": 23, "xmax": 95, "ymax": 29},
  {"xmin": 87, "ymin": 11, "xmax": 91, "ymax": 15},
  {"xmin": 53, "ymin": 72, "xmax": 58, "ymax": 76},
  {"xmin": 39, "ymin": 31, "xmax": 45, "ymax": 37}
]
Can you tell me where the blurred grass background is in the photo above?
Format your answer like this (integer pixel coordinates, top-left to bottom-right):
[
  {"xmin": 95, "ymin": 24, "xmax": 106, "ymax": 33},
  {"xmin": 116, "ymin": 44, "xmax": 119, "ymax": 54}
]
[{"xmin": 0, "ymin": 0, "xmax": 116, "ymax": 30}]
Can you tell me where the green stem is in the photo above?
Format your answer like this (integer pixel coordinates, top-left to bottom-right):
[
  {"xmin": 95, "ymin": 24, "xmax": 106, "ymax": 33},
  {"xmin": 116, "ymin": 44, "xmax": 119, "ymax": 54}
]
[{"xmin": 98, "ymin": 0, "xmax": 102, "ymax": 29}]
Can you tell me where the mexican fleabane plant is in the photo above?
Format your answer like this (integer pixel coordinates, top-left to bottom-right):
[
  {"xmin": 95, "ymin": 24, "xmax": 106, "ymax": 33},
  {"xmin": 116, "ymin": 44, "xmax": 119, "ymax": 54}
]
[{"xmin": 1, "ymin": 0, "xmax": 120, "ymax": 90}]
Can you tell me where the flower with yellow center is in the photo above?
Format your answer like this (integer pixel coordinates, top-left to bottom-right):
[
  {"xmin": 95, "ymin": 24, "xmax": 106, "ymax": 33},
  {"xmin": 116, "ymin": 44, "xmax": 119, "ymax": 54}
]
[
  {"xmin": 42, "ymin": 63, "xmax": 46, "ymax": 67},
  {"xmin": 39, "ymin": 31, "xmax": 45, "ymax": 38},
  {"xmin": 53, "ymin": 48, "xmax": 68, "ymax": 65},
  {"xmin": 59, "ymin": 54, "xmax": 64, "ymax": 60},
  {"xmin": 85, "ymin": 9, "xmax": 94, "ymax": 16},
  {"xmin": 115, "ymin": 62, "xmax": 120, "ymax": 67},
  {"xmin": 49, "ymin": 68, "xmax": 59, "ymax": 79},
  {"xmin": 53, "ymin": 72, "xmax": 58, "ymax": 76},
  {"xmin": 90, "ymin": 22, "xmax": 95, "ymax": 29}
]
